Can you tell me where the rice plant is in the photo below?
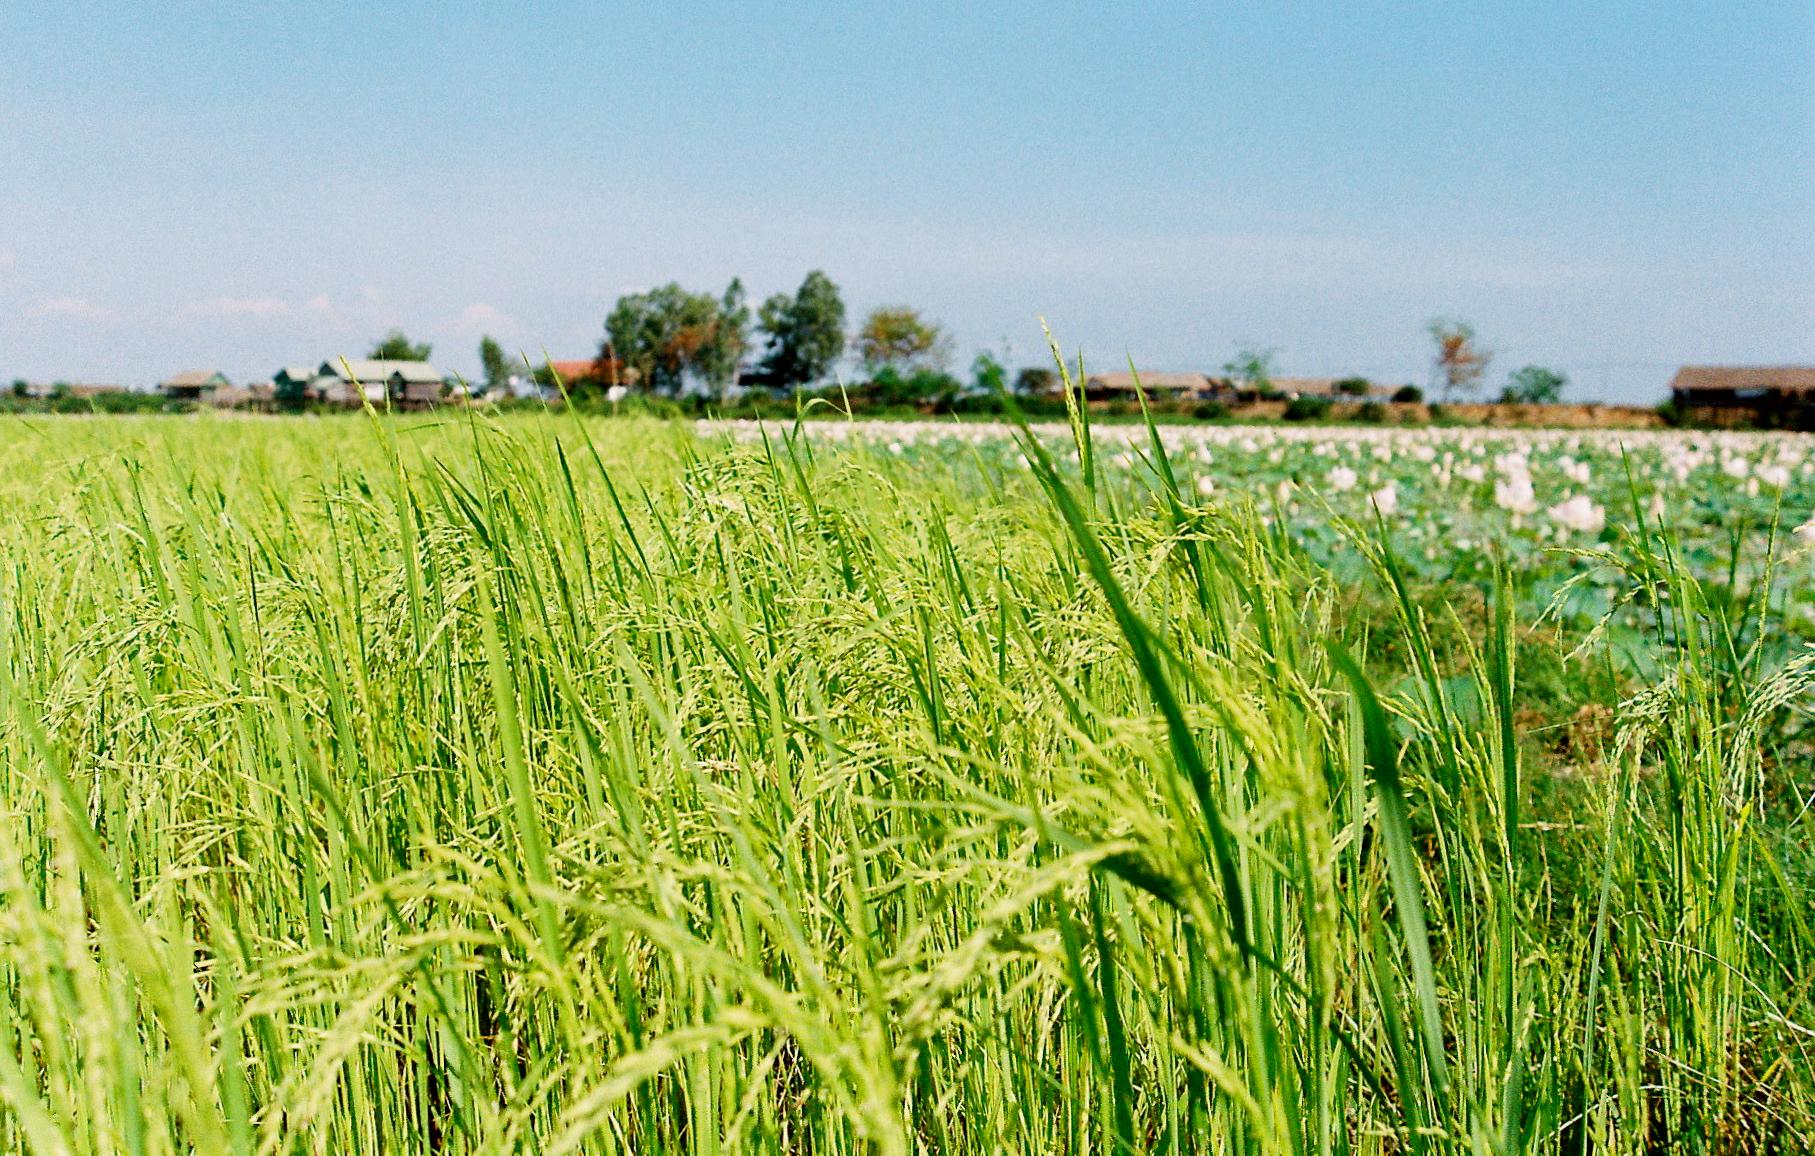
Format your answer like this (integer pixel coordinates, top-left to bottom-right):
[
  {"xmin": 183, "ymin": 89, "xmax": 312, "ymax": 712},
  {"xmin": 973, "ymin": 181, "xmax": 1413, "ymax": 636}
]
[{"xmin": 0, "ymin": 408, "xmax": 1806, "ymax": 1153}]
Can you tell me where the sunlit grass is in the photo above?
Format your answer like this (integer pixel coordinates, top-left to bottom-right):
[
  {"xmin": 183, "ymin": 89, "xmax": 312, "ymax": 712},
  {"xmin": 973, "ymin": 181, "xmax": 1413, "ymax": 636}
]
[{"xmin": 0, "ymin": 408, "xmax": 1807, "ymax": 1153}]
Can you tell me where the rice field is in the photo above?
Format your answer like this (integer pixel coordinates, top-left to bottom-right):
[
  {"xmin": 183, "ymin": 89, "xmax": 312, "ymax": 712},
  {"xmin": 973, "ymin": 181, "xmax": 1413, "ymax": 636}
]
[{"xmin": 0, "ymin": 410, "xmax": 1810, "ymax": 1154}]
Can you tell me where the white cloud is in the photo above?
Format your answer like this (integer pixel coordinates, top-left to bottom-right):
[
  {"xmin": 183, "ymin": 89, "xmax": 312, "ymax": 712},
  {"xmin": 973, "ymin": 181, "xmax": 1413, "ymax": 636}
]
[
  {"xmin": 451, "ymin": 302, "xmax": 517, "ymax": 336},
  {"xmin": 180, "ymin": 295, "xmax": 290, "ymax": 319},
  {"xmin": 26, "ymin": 296, "xmax": 113, "ymax": 321},
  {"xmin": 303, "ymin": 294, "xmax": 333, "ymax": 314}
]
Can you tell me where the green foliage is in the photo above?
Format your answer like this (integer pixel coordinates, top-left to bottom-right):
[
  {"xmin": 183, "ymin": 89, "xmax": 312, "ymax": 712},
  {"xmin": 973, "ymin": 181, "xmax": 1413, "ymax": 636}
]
[
  {"xmin": 1393, "ymin": 384, "xmax": 1424, "ymax": 403},
  {"xmin": 369, "ymin": 328, "xmax": 432, "ymax": 361},
  {"xmin": 1502, "ymin": 364, "xmax": 1568, "ymax": 404},
  {"xmin": 0, "ymin": 390, "xmax": 193, "ymax": 414},
  {"xmin": 1014, "ymin": 366, "xmax": 1057, "ymax": 396},
  {"xmin": 866, "ymin": 365, "xmax": 959, "ymax": 406},
  {"xmin": 1283, "ymin": 394, "xmax": 1332, "ymax": 420},
  {"xmin": 756, "ymin": 270, "xmax": 846, "ymax": 389},
  {"xmin": 0, "ymin": 412, "xmax": 1805, "ymax": 1152},
  {"xmin": 971, "ymin": 351, "xmax": 1007, "ymax": 395},
  {"xmin": 605, "ymin": 280, "xmax": 749, "ymax": 396},
  {"xmin": 1354, "ymin": 400, "xmax": 1388, "ymax": 422},
  {"xmin": 1222, "ymin": 346, "xmax": 1277, "ymax": 393},
  {"xmin": 1336, "ymin": 375, "xmax": 1373, "ymax": 396},
  {"xmin": 478, "ymin": 335, "xmax": 510, "ymax": 391},
  {"xmin": 856, "ymin": 306, "xmax": 948, "ymax": 372},
  {"xmin": 1192, "ymin": 398, "xmax": 1231, "ymax": 420}
]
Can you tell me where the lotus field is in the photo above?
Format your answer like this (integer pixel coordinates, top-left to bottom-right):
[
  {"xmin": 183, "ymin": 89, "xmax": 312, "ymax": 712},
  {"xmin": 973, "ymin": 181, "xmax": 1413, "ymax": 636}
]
[{"xmin": 0, "ymin": 412, "xmax": 1810, "ymax": 1153}]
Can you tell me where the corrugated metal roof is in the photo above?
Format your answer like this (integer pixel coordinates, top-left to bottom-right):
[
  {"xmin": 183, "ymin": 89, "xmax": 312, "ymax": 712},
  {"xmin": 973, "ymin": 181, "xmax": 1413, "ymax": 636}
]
[
  {"xmin": 1671, "ymin": 366, "xmax": 1815, "ymax": 394},
  {"xmin": 161, "ymin": 369, "xmax": 227, "ymax": 388},
  {"xmin": 320, "ymin": 358, "xmax": 444, "ymax": 384}
]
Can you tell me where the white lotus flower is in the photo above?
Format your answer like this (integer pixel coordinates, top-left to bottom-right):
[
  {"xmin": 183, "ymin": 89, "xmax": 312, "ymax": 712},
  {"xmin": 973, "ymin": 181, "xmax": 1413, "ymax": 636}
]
[
  {"xmin": 1722, "ymin": 456, "xmax": 1750, "ymax": 479},
  {"xmin": 1459, "ymin": 463, "xmax": 1487, "ymax": 484},
  {"xmin": 1327, "ymin": 466, "xmax": 1358, "ymax": 492},
  {"xmin": 1794, "ymin": 518, "xmax": 1815, "ymax": 547},
  {"xmin": 1757, "ymin": 463, "xmax": 1791, "ymax": 488},
  {"xmin": 1196, "ymin": 475, "xmax": 1216, "ymax": 496},
  {"xmin": 1368, "ymin": 485, "xmax": 1398, "ymax": 516},
  {"xmin": 1494, "ymin": 475, "xmax": 1538, "ymax": 515},
  {"xmin": 1547, "ymin": 494, "xmax": 1605, "ymax": 534}
]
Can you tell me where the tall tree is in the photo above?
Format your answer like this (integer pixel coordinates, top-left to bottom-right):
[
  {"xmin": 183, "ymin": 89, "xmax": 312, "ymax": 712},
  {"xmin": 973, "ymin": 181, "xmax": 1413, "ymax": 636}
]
[
  {"xmin": 1223, "ymin": 347, "xmax": 1278, "ymax": 394},
  {"xmin": 604, "ymin": 280, "xmax": 747, "ymax": 397},
  {"xmin": 971, "ymin": 352, "xmax": 1007, "ymax": 395},
  {"xmin": 756, "ymin": 270, "xmax": 846, "ymax": 389},
  {"xmin": 1501, "ymin": 364, "xmax": 1566, "ymax": 404},
  {"xmin": 369, "ymin": 329, "xmax": 432, "ymax": 361},
  {"xmin": 856, "ymin": 307, "xmax": 947, "ymax": 372},
  {"xmin": 479, "ymin": 335, "xmax": 510, "ymax": 392},
  {"xmin": 1013, "ymin": 366, "xmax": 1057, "ymax": 396},
  {"xmin": 1427, "ymin": 318, "xmax": 1490, "ymax": 401},
  {"xmin": 693, "ymin": 279, "xmax": 750, "ymax": 394}
]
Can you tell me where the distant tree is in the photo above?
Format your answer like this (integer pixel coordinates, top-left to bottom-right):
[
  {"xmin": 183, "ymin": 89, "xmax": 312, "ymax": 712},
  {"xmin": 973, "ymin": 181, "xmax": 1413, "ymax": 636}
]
[
  {"xmin": 1501, "ymin": 364, "xmax": 1567, "ymax": 405},
  {"xmin": 479, "ymin": 335, "xmax": 510, "ymax": 392},
  {"xmin": 370, "ymin": 329, "xmax": 432, "ymax": 361},
  {"xmin": 1334, "ymin": 375, "xmax": 1372, "ymax": 396},
  {"xmin": 756, "ymin": 271, "xmax": 846, "ymax": 389},
  {"xmin": 1427, "ymin": 318, "xmax": 1490, "ymax": 401},
  {"xmin": 1014, "ymin": 366, "xmax": 1057, "ymax": 396},
  {"xmin": 971, "ymin": 352, "xmax": 1007, "ymax": 395},
  {"xmin": 694, "ymin": 279, "xmax": 750, "ymax": 393},
  {"xmin": 9, "ymin": 380, "xmax": 26, "ymax": 398},
  {"xmin": 605, "ymin": 280, "xmax": 749, "ymax": 397},
  {"xmin": 856, "ymin": 307, "xmax": 948, "ymax": 373},
  {"xmin": 1222, "ymin": 347, "xmax": 1278, "ymax": 394},
  {"xmin": 1392, "ymin": 384, "xmax": 1423, "ymax": 403}
]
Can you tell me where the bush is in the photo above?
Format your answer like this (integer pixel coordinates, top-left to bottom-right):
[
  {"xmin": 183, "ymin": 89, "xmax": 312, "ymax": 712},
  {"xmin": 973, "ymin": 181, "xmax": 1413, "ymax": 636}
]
[
  {"xmin": 1392, "ymin": 385, "xmax": 1423, "ymax": 403},
  {"xmin": 866, "ymin": 367, "xmax": 959, "ymax": 407},
  {"xmin": 1014, "ymin": 367, "xmax": 1057, "ymax": 396},
  {"xmin": 1282, "ymin": 396, "xmax": 1332, "ymax": 422},
  {"xmin": 1654, "ymin": 400, "xmax": 1684, "ymax": 428},
  {"xmin": 1335, "ymin": 376, "xmax": 1372, "ymax": 396},
  {"xmin": 1192, "ymin": 399, "xmax": 1231, "ymax": 421},
  {"xmin": 1353, "ymin": 401, "xmax": 1387, "ymax": 423}
]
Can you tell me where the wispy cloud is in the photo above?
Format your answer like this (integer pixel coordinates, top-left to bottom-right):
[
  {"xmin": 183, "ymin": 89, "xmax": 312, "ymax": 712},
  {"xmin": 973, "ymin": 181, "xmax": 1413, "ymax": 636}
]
[
  {"xmin": 450, "ymin": 302, "xmax": 516, "ymax": 336},
  {"xmin": 180, "ymin": 295, "xmax": 291, "ymax": 319},
  {"xmin": 26, "ymin": 296, "xmax": 113, "ymax": 321}
]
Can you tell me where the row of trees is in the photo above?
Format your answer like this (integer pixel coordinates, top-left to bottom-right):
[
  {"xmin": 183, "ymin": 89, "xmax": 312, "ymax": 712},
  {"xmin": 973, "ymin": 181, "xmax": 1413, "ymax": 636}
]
[
  {"xmin": 454, "ymin": 279, "xmax": 1569, "ymax": 405},
  {"xmin": 561, "ymin": 273, "xmax": 946, "ymax": 397},
  {"xmin": 537, "ymin": 273, "xmax": 958, "ymax": 398},
  {"xmin": 1220, "ymin": 322, "xmax": 1565, "ymax": 405}
]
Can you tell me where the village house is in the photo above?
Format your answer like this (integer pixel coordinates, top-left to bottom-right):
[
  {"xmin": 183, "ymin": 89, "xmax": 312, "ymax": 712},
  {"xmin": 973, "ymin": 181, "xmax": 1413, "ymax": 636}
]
[
  {"xmin": 1079, "ymin": 371, "xmax": 1213, "ymax": 402},
  {"xmin": 1269, "ymin": 376, "xmax": 1403, "ymax": 403},
  {"xmin": 159, "ymin": 370, "xmax": 230, "ymax": 400},
  {"xmin": 294, "ymin": 359, "xmax": 448, "ymax": 408},
  {"xmin": 1670, "ymin": 366, "xmax": 1815, "ymax": 423},
  {"xmin": 545, "ymin": 359, "xmax": 601, "ymax": 387}
]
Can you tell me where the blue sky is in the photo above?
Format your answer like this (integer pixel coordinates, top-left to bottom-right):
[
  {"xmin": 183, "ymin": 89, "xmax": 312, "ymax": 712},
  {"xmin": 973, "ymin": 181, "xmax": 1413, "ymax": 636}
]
[{"xmin": 1, "ymin": 1, "xmax": 1809, "ymax": 401}]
